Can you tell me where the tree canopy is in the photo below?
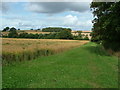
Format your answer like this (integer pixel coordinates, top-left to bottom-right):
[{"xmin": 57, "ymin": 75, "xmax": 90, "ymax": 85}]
[
  {"xmin": 42, "ymin": 27, "xmax": 72, "ymax": 32},
  {"xmin": 2, "ymin": 27, "xmax": 10, "ymax": 32},
  {"xmin": 90, "ymin": 2, "xmax": 120, "ymax": 51},
  {"xmin": 8, "ymin": 27, "xmax": 18, "ymax": 38}
]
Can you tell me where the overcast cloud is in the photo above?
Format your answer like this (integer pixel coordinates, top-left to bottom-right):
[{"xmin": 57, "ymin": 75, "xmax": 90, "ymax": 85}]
[
  {"xmin": 26, "ymin": 2, "xmax": 90, "ymax": 14},
  {"xmin": 0, "ymin": 2, "xmax": 10, "ymax": 13},
  {"xmin": 0, "ymin": 2, "xmax": 93, "ymax": 30}
]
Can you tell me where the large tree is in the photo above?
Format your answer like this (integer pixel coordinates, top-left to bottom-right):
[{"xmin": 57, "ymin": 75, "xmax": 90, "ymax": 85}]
[
  {"xmin": 58, "ymin": 29, "xmax": 73, "ymax": 39},
  {"xmin": 9, "ymin": 27, "xmax": 17, "ymax": 32},
  {"xmin": 91, "ymin": 2, "xmax": 120, "ymax": 51},
  {"xmin": 8, "ymin": 27, "xmax": 18, "ymax": 38},
  {"xmin": 42, "ymin": 27, "xmax": 72, "ymax": 32},
  {"xmin": 2, "ymin": 27, "xmax": 9, "ymax": 32}
]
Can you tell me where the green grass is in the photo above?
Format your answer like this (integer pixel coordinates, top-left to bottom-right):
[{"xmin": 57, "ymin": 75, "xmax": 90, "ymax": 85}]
[{"xmin": 2, "ymin": 42, "xmax": 118, "ymax": 88}]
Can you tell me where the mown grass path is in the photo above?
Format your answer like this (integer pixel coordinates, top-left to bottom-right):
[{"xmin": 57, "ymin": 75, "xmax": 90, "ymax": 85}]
[{"xmin": 2, "ymin": 42, "xmax": 118, "ymax": 88}]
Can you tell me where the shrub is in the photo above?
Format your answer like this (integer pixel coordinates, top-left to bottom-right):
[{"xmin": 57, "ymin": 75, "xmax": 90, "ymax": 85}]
[{"xmin": 8, "ymin": 28, "xmax": 18, "ymax": 38}]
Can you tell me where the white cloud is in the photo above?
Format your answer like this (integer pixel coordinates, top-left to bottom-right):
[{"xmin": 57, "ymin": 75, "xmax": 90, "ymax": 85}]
[
  {"xmin": 1, "ymin": 14, "xmax": 93, "ymax": 30},
  {"xmin": 63, "ymin": 15, "xmax": 79, "ymax": 26},
  {"xmin": 0, "ymin": 2, "xmax": 10, "ymax": 13},
  {"xmin": 62, "ymin": 14, "xmax": 92, "ymax": 29}
]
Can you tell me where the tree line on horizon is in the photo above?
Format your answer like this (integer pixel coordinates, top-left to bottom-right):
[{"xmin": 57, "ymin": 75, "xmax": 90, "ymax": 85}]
[
  {"xmin": 2, "ymin": 27, "xmax": 89, "ymax": 40},
  {"xmin": 2, "ymin": 27, "xmax": 72, "ymax": 32},
  {"xmin": 2, "ymin": 27, "xmax": 39, "ymax": 31}
]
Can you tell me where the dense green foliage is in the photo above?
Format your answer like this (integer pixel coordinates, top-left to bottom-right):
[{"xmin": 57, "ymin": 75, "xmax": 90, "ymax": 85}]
[
  {"xmin": 2, "ymin": 27, "xmax": 89, "ymax": 40},
  {"xmin": 3, "ymin": 43, "xmax": 118, "ymax": 88},
  {"xmin": 2, "ymin": 27, "xmax": 10, "ymax": 32},
  {"xmin": 90, "ymin": 2, "xmax": 120, "ymax": 51},
  {"xmin": 16, "ymin": 32, "xmax": 73, "ymax": 39},
  {"xmin": 9, "ymin": 27, "xmax": 16, "ymax": 31},
  {"xmin": 57, "ymin": 29, "xmax": 73, "ymax": 39},
  {"xmin": 16, "ymin": 32, "xmax": 88, "ymax": 40},
  {"xmin": 8, "ymin": 28, "xmax": 18, "ymax": 38},
  {"xmin": 3, "ymin": 30, "xmax": 89, "ymax": 40},
  {"xmin": 42, "ymin": 27, "xmax": 72, "ymax": 32}
]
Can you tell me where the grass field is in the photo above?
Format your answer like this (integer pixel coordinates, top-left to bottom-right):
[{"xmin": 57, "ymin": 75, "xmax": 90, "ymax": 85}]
[
  {"xmin": 2, "ymin": 38, "xmax": 88, "ymax": 64},
  {"xmin": 2, "ymin": 42, "xmax": 118, "ymax": 88}
]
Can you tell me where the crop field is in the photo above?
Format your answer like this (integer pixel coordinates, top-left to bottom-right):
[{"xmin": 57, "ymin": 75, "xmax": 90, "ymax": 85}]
[
  {"xmin": 1, "ymin": 30, "xmax": 52, "ymax": 36},
  {"xmin": 2, "ymin": 38, "xmax": 89, "ymax": 64}
]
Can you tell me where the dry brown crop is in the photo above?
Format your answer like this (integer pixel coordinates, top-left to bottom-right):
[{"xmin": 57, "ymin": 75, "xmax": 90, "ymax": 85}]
[{"xmin": 2, "ymin": 38, "xmax": 89, "ymax": 64}]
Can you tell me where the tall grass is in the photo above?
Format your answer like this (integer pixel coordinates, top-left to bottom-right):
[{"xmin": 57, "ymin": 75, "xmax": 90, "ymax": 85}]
[{"xmin": 2, "ymin": 38, "xmax": 88, "ymax": 64}]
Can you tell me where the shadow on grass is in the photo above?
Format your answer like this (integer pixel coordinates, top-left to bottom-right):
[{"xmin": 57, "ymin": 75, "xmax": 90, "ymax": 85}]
[{"xmin": 83, "ymin": 44, "xmax": 110, "ymax": 56}]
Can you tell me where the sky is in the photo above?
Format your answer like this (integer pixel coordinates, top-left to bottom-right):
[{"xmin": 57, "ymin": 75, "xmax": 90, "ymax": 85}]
[{"xmin": 0, "ymin": 1, "xmax": 94, "ymax": 31}]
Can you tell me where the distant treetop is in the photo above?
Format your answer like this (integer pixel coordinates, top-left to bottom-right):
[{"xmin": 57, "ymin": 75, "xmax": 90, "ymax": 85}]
[{"xmin": 42, "ymin": 27, "xmax": 72, "ymax": 32}]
